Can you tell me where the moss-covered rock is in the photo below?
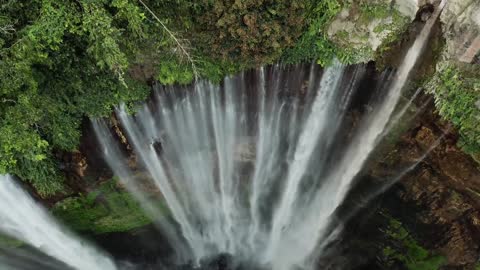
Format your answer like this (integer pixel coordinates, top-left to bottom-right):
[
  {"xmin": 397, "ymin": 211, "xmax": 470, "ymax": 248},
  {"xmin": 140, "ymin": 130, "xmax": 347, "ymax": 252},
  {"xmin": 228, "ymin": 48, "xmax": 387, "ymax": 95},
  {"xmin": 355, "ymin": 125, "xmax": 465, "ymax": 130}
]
[
  {"xmin": 327, "ymin": 0, "xmax": 411, "ymax": 63},
  {"xmin": 51, "ymin": 179, "xmax": 157, "ymax": 234},
  {"xmin": 379, "ymin": 213, "xmax": 446, "ymax": 270}
]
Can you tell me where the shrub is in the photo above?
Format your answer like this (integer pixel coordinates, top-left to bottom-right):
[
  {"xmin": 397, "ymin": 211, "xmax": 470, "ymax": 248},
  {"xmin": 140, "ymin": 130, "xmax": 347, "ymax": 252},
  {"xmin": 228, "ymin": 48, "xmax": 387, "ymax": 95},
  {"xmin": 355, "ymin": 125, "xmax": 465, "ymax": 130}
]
[{"xmin": 425, "ymin": 62, "xmax": 480, "ymax": 154}]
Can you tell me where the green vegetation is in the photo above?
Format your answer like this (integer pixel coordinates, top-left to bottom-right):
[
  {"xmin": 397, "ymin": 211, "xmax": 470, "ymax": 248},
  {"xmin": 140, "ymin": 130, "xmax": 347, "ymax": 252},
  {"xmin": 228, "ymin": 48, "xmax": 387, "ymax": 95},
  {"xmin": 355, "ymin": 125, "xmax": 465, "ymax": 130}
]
[
  {"xmin": 380, "ymin": 213, "xmax": 446, "ymax": 270},
  {"xmin": 0, "ymin": 234, "xmax": 23, "ymax": 248},
  {"xmin": 281, "ymin": 0, "xmax": 342, "ymax": 65},
  {"xmin": 0, "ymin": 0, "xmax": 152, "ymax": 196},
  {"xmin": 52, "ymin": 178, "xmax": 155, "ymax": 234},
  {"xmin": 359, "ymin": 2, "xmax": 392, "ymax": 20},
  {"xmin": 374, "ymin": 11, "xmax": 410, "ymax": 54},
  {"xmin": 325, "ymin": 0, "xmax": 410, "ymax": 64},
  {"xmin": 425, "ymin": 61, "xmax": 480, "ymax": 155},
  {"xmin": 0, "ymin": 0, "xmax": 415, "ymax": 197},
  {"xmin": 0, "ymin": 0, "xmax": 355, "ymax": 195}
]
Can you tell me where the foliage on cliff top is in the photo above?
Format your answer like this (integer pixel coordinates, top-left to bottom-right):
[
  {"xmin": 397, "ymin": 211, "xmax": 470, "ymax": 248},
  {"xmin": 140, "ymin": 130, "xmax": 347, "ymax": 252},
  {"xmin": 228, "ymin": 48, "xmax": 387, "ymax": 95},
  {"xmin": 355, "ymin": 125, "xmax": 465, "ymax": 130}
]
[
  {"xmin": 426, "ymin": 61, "xmax": 480, "ymax": 155},
  {"xmin": 149, "ymin": 0, "xmax": 345, "ymax": 77},
  {"xmin": 0, "ymin": 0, "xmax": 153, "ymax": 195},
  {"xmin": 280, "ymin": 0, "xmax": 342, "ymax": 65},
  {"xmin": 0, "ymin": 0, "xmax": 349, "ymax": 196},
  {"xmin": 190, "ymin": 0, "xmax": 309, "ymax": 65}
]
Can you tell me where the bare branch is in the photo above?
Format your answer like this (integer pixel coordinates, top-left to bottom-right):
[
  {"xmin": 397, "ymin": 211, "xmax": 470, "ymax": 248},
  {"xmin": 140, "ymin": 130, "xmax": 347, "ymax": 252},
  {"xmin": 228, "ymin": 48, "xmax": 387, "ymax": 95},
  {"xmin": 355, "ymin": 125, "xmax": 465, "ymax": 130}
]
[
  {"xmin": 1, "ymin": 98, "xmax": 16, "ymax": 104},
  {"xmin": 137, "ymin": 0, "xmax": 199, "ymax": 81},
  {"xmin": 0, "ymin": 24, "xmax": 15, "ymax": 35}
]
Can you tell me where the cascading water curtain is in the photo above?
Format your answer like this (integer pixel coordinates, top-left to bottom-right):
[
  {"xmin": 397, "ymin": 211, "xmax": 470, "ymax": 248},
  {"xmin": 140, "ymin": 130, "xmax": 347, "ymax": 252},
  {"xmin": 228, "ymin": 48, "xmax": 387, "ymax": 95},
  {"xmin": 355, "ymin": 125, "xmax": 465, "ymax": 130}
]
[
  {"xmin": 0, "ymin": 0, "xmax": 446, "ymax": 270},
  {"xmin": 93, "ymin": 3, "xmax": 445, "ymax": 264},
  {"xmin": 0, "ymin": 175, "xmax": 117, "ymax": 270},
  {"xmin": 0, "ymin": 1, "xmax": 447, "ymax": 269},
  {"xmin": 93, "ymin": 62, "xmax": 352, "ymax": 269},
  {"xmin": 92, "ymin": 58, "xmax": 399, "ymax": 269}
]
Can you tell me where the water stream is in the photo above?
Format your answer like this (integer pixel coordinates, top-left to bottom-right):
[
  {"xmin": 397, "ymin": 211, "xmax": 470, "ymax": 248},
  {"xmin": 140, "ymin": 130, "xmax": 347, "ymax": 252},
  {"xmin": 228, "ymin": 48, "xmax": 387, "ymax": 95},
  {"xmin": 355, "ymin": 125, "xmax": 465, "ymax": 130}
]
[{"xmin": 0, "ymin": 175, "xmax": 117, "ymax": 270}]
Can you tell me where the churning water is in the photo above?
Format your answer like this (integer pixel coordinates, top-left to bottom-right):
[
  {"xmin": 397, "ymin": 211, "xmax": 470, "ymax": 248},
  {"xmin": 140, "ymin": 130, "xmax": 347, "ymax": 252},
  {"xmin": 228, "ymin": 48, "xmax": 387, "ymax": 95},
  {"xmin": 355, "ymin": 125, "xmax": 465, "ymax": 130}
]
[{"xmin": 0, "ymin": 1, "xmax": 446, "ymax": 269}]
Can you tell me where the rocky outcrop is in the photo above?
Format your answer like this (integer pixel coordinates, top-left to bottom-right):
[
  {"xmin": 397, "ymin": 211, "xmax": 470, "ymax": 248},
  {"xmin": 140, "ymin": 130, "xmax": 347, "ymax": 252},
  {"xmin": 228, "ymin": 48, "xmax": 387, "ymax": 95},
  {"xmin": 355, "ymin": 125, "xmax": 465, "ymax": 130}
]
[
  {"xmin": 370, "ymin": 104, "xmax": 480, "ymax": 267},
  {"xmin": 326, "ymin": 0, "xmax": 443, "ymax": 63},
  {"xmin": 327, "ymin": 0, "xmax": 480, "ymax": 64},
  {"xmin": 327, "ymin": 0, "xmax": 411, "ymax": 63},
  {"xmin": 440, "ymin": 0, "xmax": 480, "ymax": 63}
]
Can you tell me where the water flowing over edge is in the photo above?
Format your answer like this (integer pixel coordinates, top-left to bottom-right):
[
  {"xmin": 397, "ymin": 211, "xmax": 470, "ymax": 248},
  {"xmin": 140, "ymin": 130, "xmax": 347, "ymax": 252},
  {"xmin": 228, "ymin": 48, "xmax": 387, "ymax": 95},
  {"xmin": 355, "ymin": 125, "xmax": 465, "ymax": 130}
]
[
  {"xmin": 0, "ymin": 175, "xmax": 117, "ymax": 270},
  {"xmin": 92, "ymin": 3, "xmax": 445, "ymax": 268},
  {"xmin": 0, "ymin": 2, "xmax": 446, "ymax": 269}
]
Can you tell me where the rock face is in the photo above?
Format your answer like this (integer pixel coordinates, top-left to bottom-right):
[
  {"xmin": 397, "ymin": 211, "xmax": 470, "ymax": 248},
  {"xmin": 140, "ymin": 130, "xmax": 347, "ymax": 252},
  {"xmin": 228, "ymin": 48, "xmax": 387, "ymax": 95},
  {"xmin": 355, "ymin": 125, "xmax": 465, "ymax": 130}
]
[
  {"xmin": 327, "ymin": 0, "xmax": 480, "ymax": 64},
  {"xmin": 440, "ymin": 0, "xmax": 480, "ymax": 63},
  {"xmin": 395, "ymin": 0, "xmax": 420, "ymax": 18},
  {"xmin": 326, "ymin": 0, "xmax": 445, "ymax": 63},
  {"xmin": 327, "ymin": 0, "xmax": 412, "ymax": 63},
  {"xmin": 370, "ymin": 104, "xmax": 480, "ymax": 267},
  {"xmin": 328, "ymin": 0, "xmax": 480, "ymax": 264}
]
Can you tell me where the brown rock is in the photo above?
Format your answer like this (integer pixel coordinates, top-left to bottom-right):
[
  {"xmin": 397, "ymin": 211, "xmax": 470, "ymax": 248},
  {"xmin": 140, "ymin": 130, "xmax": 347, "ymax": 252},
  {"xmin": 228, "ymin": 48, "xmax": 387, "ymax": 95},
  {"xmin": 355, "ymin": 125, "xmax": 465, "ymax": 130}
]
[
  {"xmin": 414, "ymin": 126, "xmax": 436, "ymax": 150},
  {"xmin": 371, "ymin": 102, "xmax": 480, "ymax": 267}
]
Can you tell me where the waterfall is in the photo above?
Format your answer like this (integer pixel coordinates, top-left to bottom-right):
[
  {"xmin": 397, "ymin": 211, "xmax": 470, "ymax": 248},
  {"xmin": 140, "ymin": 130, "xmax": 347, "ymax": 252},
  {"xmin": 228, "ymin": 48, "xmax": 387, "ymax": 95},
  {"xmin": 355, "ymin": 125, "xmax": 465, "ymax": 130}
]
[
  {"xmin": 266, "ymin": 2, "xmax": 448, "ymax": 269},
  {"xmin": 94, "ymin": 62, "xmax": 357, "ymax": 268},
  {"xmin": 0, "ymin": 175, "xmax": 117, "ymax": 270},
  {"xmin": 0, "ymin": 1, "xmax": 445, "ymax": 269},
  {"xmin": 92, "ymin": 2, "xmax": 445, "ymax": 267}
]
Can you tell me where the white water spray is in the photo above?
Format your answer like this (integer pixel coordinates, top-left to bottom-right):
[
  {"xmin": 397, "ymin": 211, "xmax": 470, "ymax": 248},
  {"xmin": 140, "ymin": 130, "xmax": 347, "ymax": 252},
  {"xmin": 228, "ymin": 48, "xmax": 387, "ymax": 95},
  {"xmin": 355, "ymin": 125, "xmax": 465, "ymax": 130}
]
[
  {"xmin": 0, "ymin": 175, "xmax": 117, "ymax": 270},
  {"xmin": 91, "ymin": 3, "xmax": 446, "ymax": 269},
  {"xmin": 266, "ymin": 3, "xmax": 447, "ymax": 268}
]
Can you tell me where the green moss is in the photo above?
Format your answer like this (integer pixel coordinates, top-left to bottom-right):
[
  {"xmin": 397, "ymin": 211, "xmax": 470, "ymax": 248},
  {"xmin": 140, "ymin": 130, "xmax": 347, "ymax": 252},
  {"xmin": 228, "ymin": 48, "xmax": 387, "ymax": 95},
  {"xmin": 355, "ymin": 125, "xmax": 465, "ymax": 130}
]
[
  {"xmin": 51, "ymin": 179, "xmax": 158, "ymax": 234},
  {"xmin": 381, "ymin": 213, "xmax": 446, "ymax": 270},
  {"xmin": 359, "ymin": 2, "xmax": 391, "ymax": 21},
  {"xmin": 157, "ymin": 57, "xmax": 195, "ymax": 85},
  {"xmin": 375, "ymin": 12, "xmax": 410, "ymax": 54},
  {"xmin": 328, "ymin": 0, "xmax": 410, "ymax": 64},
  {"xmin": 152, "ymin": 0, "xmax": 349, "ymax": 79},
  {"xmin": 0, "ymin": 234, "xmax": 23, "ymax": 248},
  {"xmin": 336, "ymin": 30, "xmax": 350, "ymax": 40},
  {"xmin": 336, "ymin": 45, "xmax": 374, "ymax": 65},
  {"xmin": 406, "ymin": 256, "xmax": 447, "ymax": 270},
  {"xmin": 376, "ymin": 98, "xmax": 418, "ymax": 153},
  {"xmin": 0, "ymin": 0, "xmax": 412, "ymax": 195},
  {"xmin": 197, "ymin": 57, "xmax": 242, "ymax": 83}
]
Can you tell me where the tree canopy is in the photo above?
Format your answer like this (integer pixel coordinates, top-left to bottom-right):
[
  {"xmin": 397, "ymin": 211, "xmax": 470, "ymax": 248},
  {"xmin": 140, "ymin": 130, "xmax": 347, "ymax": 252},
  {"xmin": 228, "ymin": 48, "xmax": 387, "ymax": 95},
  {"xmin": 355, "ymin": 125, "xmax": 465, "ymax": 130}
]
[{"xmin": 0, "ymin": 0, "xmax": 152, "ymax": 195}]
